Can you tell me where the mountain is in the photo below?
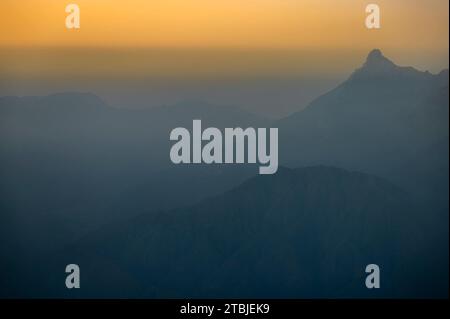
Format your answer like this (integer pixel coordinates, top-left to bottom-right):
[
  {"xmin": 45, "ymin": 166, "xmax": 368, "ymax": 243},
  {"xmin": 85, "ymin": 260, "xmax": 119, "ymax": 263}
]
[
  {"xmin": 0, "ymin": 51, "xmax": 448, "ymax": 298},
  {"xmin": 20, "ymin": 166, "xmax": 447, "ymax": 298},
  {"xmin": 0, "ymin": 94, "xmax": 269, "ymax": 153},
  {"xmin": 278, "ymin": 49, "xmax": 449, "ymax": 204},
  {"xmin": 0, "ymin": 92, "xmax": 108, "ymax": 111},
  {"xmin": 0, "ymin": 94, "xmax": 268, "ymax": 274},
  {"xmin": 0, "ymin": 93, "xmax": 269, "ymax": 212}
]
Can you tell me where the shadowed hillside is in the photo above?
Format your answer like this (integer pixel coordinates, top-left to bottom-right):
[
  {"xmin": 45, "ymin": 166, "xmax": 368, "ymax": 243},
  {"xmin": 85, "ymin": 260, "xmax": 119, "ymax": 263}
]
[{"xmin": 20, "ymin": 166, "xmax": 447, "ymax": 299}]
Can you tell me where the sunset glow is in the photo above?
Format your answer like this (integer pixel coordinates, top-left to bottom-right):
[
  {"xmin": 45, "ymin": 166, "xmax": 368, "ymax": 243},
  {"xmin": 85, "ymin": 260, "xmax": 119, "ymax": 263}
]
[{"xmin": 0, "ymin": 0, "xmax": 448, "ymax": 52}]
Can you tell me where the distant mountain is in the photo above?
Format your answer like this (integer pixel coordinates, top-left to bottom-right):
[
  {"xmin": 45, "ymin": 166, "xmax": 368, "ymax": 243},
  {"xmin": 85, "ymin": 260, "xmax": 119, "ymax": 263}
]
[
  {"xmin": 27, "ymin": 166, "xmax": 447, "ymax": 298},
  {"xmin": 351, "ymin": 49, "xmax": 443, "ymax": 81},
  {"xmin": 0, "ymin": 94, "xmax": 269, "ymax": 146},
  {"xmin": 0, "ymin": 51, "xmax": 448, "ymax": 298},
  {"xmin": 0, "ymin": 92, "xmax": 108, "ymax": 112},
  {"xmin": 0, "ymin": 94, "xmax": 268, "ymax": 268},
  {"xmin": 278, "ymin": 49, "xmax": 449, "ymax": 203},
  {"xmin": 0, "ymin": 93, "xmax": 269, "ymax": 206}
]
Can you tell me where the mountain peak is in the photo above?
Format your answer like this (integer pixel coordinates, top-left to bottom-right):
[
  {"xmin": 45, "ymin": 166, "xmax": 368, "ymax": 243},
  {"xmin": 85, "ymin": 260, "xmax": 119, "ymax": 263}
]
[
  {"xmin": 345, "ymin": 49, "xmax": 437, "ymax": 82},
  {"xmin": 367, "ymin": 49, "xmax": 383, "ymax": 60},
  {"xmin": 363, "ymin": 49, "xmax": 396, "ymax": 70}
]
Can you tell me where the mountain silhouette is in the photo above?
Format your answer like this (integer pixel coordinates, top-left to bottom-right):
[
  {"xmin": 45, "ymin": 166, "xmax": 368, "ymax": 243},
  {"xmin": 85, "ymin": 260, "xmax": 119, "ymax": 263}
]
[
  {"xmin": 0, "ymin": 93, "xmax": 267, "ymax": 278},
  {"xmin": 0, "ymin": 50, "xmax": 448, "ymax": 298},
  {"xmin": 28, "ymin": 166, "xmax": 446, "ymax": 298},
  {"xmin": 360, "ymin": 49, "xmax": 397, "ymax": 73},
  {"xmin": 279, "ymin": 49, "xmax": 449, "ymax": 204},
  {"xmin": 353, "ymin": 49, "xmax": 431, "ymax": 79}
]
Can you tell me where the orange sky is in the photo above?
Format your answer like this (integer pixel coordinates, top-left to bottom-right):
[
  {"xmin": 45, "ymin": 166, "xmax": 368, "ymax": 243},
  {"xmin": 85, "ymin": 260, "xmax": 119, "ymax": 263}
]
[
  {"xmin": 0, "ymin": 0, "xmax": 448, "ymax": 52},
  {"xmin": 0, "ymin": 0, "xmax": 448, "ymax": 86},
  {"xmin": 0, "ymin": 0, "xmax": 448, "ymax": 116}
]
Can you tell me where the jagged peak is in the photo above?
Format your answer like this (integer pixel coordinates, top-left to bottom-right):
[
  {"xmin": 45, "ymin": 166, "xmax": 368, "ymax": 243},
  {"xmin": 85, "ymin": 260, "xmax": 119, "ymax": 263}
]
[
  {"xmin": 346, "ymin": 49, "xmax": 437, "ymax": 82},
  {"xmin": 363, "ymin": 49, "xmax": 396, "ymax": 70}
]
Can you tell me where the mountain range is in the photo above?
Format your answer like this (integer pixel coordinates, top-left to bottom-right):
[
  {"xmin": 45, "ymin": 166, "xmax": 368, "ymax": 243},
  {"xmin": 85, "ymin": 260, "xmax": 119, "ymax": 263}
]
[
  {"xmin": 15, "ymin": 166, "xmax": 447, "ymax": 298},
  {"xmin": 279, "ymin": 49, "xmax": 449, "ymax": 204},
  {"xmin": 0, "ymin": 49, "xmax": 448, "ymax": 298}
]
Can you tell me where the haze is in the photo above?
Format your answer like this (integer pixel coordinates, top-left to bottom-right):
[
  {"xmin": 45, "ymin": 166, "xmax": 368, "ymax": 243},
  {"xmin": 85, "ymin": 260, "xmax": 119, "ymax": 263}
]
[{"xmin": 0, "ymin": 0, "xmax": 448, "ymax": 117}]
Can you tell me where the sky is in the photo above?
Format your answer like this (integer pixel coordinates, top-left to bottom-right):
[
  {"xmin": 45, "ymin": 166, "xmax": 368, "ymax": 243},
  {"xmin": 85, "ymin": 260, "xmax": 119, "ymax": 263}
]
[
  {"xmin": 0, "ymin": 0, "xmax": 448, "ymax": 117},
  {"xmin": 0, "ymin": 0, "xmax": 448, "ymax": 52}
]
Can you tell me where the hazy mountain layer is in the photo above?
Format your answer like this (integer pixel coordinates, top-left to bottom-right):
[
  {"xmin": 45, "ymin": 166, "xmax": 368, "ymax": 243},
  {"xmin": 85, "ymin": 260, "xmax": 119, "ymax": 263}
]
[
  {"xmin": 19, "ymin": 166, "xmax": 446, "ymax": 298},
  {"xmin": 279, "ymin": 50, "xmax": 449, "ymax": 204},
  {"xmin": 0, "ymin": 50, "xmax": 448, "ymax": 298}
]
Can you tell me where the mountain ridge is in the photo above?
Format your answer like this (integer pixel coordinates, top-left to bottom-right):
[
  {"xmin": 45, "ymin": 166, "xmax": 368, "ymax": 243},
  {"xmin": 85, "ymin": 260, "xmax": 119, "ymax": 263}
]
[
  {"xmin": 278, "ymin": 49, "xmax": 449, "ymax": 202},
  {"xmin": 35, "ymin": 165, "xmax": 446, "ymax": 298}
]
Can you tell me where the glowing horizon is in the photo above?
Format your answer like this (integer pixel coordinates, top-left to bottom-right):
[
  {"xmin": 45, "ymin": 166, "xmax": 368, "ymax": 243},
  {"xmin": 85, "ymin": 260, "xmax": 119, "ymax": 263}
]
[
  {"xmin": 1, "ymin": 0, "xmax": 448, "ymax": 113},
  {"xmin": 0, "ymin": 0, "xmax": 448, "ymax": 52}
]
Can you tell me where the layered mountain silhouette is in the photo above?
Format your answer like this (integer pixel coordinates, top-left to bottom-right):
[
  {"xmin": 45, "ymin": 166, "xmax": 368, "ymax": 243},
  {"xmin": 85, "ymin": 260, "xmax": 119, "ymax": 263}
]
[
  {"xmin": 0, "ymin": 94, "xmax": 267, "ymax": 219},
  {"xmin": 0, "ymin": 94, "xmax": 267, "ymax": 282},
  {"xmin": 0, "ymin": 49, "xmax": 448, "ymax": 298},
  {"xmin": 22, "ymin": 166, "xmax": 446, "ymax": 298},
  {"xmin": 279, "ymin": 49, "xmax": 449, "ymax": 204}
]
